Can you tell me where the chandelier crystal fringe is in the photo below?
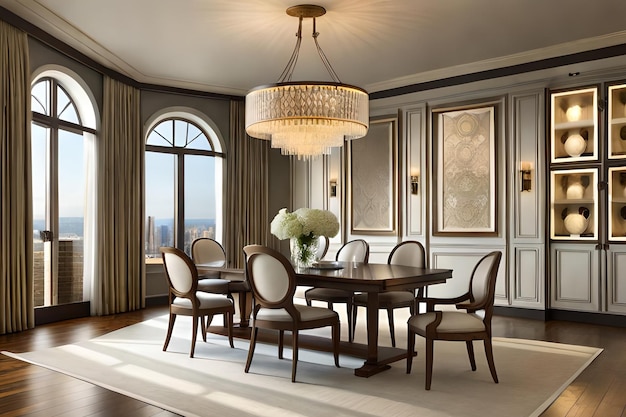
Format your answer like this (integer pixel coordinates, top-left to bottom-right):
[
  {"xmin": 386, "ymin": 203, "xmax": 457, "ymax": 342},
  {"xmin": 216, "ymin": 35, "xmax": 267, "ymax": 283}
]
[{"xmin": 245, "ymin": 4, "xmax": 369, "ymax": 159}]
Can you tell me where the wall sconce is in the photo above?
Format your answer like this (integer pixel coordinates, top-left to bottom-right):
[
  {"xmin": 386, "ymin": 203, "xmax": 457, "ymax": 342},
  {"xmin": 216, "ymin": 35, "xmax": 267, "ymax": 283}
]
[
  {"xmin": 329, "ymin": 180, "xmax": 337, "ymax": 197},
  {"xmin": 410, "ymin": 175, "xmax": 419, "ymax": 195},
  {"xmin": 520, "ymin": 161, "xmax": 532, "ymax": 192}
]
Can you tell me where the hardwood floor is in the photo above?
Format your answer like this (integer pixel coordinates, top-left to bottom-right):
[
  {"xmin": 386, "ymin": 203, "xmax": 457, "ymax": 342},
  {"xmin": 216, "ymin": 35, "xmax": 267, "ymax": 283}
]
[{"xmin": 1, "ymin": 306, "xmax": 624, "ymax": 417}]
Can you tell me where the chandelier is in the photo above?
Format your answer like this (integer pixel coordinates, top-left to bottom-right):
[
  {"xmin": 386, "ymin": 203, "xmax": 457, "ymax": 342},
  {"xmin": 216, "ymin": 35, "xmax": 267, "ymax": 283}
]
[{"xmin": 245, "ymin": 4, "xmax": 369, "ymax": 159}]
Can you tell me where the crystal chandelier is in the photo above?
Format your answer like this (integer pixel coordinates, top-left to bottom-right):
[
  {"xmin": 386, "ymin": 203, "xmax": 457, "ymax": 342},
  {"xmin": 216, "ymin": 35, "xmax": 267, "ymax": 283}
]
[{"xmin": 245, "ymin": 4, "xmax": 369, "ymax": 159}]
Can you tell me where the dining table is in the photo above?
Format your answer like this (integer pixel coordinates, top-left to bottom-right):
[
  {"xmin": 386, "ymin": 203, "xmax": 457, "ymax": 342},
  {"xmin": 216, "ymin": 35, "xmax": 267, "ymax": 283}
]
[
  {"xmin": 296, "ymin": 261, "xmax": 452, "ymax": 377},
  {"xmin": 197, "ymin": 261, "xmax": 452, "ymax": 377}
]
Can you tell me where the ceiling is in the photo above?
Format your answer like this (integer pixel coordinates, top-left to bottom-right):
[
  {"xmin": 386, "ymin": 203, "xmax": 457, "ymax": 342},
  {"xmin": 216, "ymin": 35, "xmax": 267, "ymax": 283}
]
[{"xmin": 3, "ymin": 0, "xmax": 626, "ymax": 97}]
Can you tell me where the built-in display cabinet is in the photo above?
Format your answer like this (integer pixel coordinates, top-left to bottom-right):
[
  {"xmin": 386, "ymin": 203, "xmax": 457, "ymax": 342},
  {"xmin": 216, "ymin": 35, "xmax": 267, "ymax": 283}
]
[{"xmin": 549, "ymin": 84, "xmax": 626, "ymax": 314}]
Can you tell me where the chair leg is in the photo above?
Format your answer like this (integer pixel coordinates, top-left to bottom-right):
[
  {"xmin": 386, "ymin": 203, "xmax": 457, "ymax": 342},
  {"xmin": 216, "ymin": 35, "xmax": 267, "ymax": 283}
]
[
  {"xmin": 205, "ymin": 314, "xmax": 214, "ymax": 328},
  {"xmin": 163, "ymin": 313, "xmax": 176, "ymax": 352},
  {"xmin": 278, "ymin": 330, "xmax": 284, "ymax": 359},
  {"xmin": 484, "ymin": 338, "xmax": 499, "ymax": 383},
  {"xmin": 406, "ymin": 327, "xmax": 415, "ymax": 374},
  {"xmin": 201, "ymin": 316, "xmax": 207, "ymax": 342},
  {"xmin": 387, "ymin": 308, "xmax": 395, "ymax": 347},
  {"xmin": 245, "ymin": 326, "xmax": 258, "ymax": 373},
  {"xmin": 466, "ymin": 340, "xmax": 476, "ymax": 371},
  {"xmin": 190, "ymin": 315, "xmax": 199, "ymax": 358},
  {"xmin": 226, "ymin": 311, "xmax": 234, "ymax": 348},
  {"xmin": 425, "ymin": 338, "xmax": 434, "ymax": 390},
  {"xmin": 291, "ymin": 330, "xmax": 299, "ymax": 383},
  {"xmin": 332, "ymin": 322, "xmax": 340, "ymax": 368}
]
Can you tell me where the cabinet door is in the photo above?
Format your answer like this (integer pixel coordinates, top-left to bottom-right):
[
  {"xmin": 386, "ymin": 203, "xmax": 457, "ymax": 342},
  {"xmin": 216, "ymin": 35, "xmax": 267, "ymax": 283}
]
[
  {"xmin": 607, "ymin": 245, "xmax": 626, "ymax": 314},
  {"xmin": 550, "ymin": 168, "xmax": 598, "ymax": 240},
  {"xmin": 608, "ymin": 83, "xmax": 626, "ymax": 160},
  {"xmin": 608, "ymin": 167, "xmax": 626, "ymax": 241},
  {"xmin": 550, "ymin": 243, "xmax": 599, "ymax": 311},
  {"xmin": 550, "ymin": 87, "xmax": 598, "ymax": 163}
]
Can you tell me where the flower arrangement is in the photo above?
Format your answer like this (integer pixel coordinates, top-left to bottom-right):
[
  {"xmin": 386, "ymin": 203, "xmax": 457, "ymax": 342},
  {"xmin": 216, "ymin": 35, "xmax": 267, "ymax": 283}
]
[{"xmin": 271, "ymin": 208, "xmax": 339, "ymax": 267}]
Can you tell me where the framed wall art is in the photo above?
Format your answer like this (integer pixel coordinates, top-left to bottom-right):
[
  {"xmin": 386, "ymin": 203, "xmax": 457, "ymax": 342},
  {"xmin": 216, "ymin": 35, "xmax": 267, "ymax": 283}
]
[
  {"xmin": 433, "ymin": 105, "xmax": 497, "ymax": 236},
  {"xmin": 349, "ymin": 116, "xmax": 397, "ymax": 235}
]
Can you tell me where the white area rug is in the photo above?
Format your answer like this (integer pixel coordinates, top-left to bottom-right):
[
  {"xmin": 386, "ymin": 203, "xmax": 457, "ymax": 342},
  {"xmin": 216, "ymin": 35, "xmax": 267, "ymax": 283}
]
[{"xmin": 3, "ymin": 314, "xmax": 602, "ymax": 417}]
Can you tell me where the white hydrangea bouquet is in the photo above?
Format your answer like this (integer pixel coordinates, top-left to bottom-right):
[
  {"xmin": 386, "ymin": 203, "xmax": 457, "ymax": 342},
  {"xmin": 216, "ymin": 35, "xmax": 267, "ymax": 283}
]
[{"xmin": 271, "ymin": 208, "xmax": 339, "ymax": 267}]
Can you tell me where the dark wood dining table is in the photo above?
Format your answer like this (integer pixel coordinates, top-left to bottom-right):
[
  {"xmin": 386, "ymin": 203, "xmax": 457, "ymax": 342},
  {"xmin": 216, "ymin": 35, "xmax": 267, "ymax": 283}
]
[
  {"xmin": 296, "ymin": 262, "xmax": 452, "ymax": 377},
  {"xmin": 197, "ymin": 261, "xmax": 452, "ymax": 377}
]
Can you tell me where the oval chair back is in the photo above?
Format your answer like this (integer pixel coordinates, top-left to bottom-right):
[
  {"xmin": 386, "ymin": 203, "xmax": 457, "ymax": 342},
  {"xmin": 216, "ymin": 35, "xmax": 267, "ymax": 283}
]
[{"xmin": 336, "ymin": 239, "xmax": 369, "ymax": 263}]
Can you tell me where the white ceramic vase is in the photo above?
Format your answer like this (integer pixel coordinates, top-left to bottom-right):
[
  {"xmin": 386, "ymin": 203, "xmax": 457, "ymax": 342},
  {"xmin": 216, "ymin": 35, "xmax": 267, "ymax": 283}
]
[
  {"xmin": 564, "ymin": 133, "xmax": 586, "ymax": 157},
  {"xmin": 563, "ymin": 213, "xmax": 588, "ymax": 236},
  {"xmin": 566, "ymin": 181, "xmax": 585, "ymax": 199}
]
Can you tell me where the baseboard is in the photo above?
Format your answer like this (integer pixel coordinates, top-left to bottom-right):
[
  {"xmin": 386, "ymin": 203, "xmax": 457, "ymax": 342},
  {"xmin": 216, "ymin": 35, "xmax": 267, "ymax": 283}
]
[
  {"xmin": 494, "ymin": 306, "xmax": 547, "ymax": 321},
  {"xmin": 35, "ymin": 302, "xmax": 90, "ymax": 325},
  {"xmin": 547, "ymin": 309, "xmax": 626, "ymax": 328},
  {"xmin": 494, "ymin": 306, "xmax": 626, "ymax": 327},
  {"xmin": 145, "ymin": 295, "xmax": 169, "ymax": 307}
]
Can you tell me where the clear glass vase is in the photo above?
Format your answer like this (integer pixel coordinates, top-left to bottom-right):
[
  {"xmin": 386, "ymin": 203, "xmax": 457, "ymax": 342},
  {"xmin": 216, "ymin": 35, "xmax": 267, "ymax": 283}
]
[{"xmin": 290, "ymin": 236, "xmax": 320, "ymax": 269}]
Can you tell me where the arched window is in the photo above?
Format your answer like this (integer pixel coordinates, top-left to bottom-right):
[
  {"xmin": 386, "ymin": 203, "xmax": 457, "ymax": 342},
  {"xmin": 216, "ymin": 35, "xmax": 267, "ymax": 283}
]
[
  {"xmin": 31, "ymin": 70, "xmax": 97, "ymax": 308},
  {"xmin": 145, "ymin": 112, "xmax": 225, "ymax": 259}
]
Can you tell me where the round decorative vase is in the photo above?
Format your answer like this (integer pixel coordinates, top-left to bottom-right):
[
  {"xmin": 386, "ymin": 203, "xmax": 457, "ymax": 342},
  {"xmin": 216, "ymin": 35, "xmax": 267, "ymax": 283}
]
[
  {"xmin": 566, "ymin": 180, "xmax": 585, "ymax": 199},
  {"xmin": 563, "ymin": 212, "xmax": 589, "ymax": 236},
  {"xmin": 290, "ymin": 236, "xmax": 320, "ymax": 269},
  {"xmin": 563, "ymin": 133, "xmax": 587, "ymax": 157},
  {"xmin": 565, "ymin": 105, "xmax": 582, "ymax": 122}
]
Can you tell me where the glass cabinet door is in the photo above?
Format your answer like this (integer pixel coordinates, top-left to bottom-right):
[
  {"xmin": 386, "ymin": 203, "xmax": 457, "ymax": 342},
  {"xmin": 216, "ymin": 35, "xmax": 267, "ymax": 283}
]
[
  {"xmin": 550, "ymin": 168, "xmax": 598, "ymax": 240},
  {"xmin": 608, "ymin": 83, "xmax": 626, "ymax": 160},
  {"xmin": 550, "ymin": 87, "xmax": 598, "ymax": 163},
  {"xmin": 608, "ymin": 167, "xmax": 626, "ymax": 241}
]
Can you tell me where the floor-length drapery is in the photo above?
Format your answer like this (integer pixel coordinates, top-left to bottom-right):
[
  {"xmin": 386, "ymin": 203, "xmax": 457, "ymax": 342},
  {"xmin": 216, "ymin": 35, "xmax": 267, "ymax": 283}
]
[
  {"xmin": 224, "ymin": 100, "xmax": 271, "ymax": 268},
  {"xmin": 0, "ymin": 21, "xmax": 34, "ymax": 334},
  {"xmin": 93, "ymin": 76, "xmax": 144, "ymax": 315}
]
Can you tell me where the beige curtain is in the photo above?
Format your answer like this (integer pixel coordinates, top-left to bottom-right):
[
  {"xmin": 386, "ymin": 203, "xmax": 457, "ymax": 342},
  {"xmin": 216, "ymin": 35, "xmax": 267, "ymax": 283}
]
[
  {"xmin": 93, "ymin": 76, "xmax": 144, "ymax": 315},
  {"xmin": 0, "ymin": 21, "xmax": 34, "ymax": 334},
  {"xmin": 225, "ymin": 100, "xmax": 271, "ymax": 268}
]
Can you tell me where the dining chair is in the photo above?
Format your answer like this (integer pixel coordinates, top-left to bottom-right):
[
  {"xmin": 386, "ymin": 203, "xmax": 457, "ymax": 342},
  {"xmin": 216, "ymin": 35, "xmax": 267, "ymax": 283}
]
[
  {"xmin": 352, "ymin": 240, "xmax": 425, "ymax": 347},
  {"xmin": 304, "ymin": 239, "xmax": 369, "ymax": 342},
  {"xmin": 191, "ymin": 237, "xmax": 250, "ymax": 325},
  {"xmin": 160, "ymin": 246, "xmax": 235, "ymax": 358},
  {"xmin": 316, "ymin": 235, "xmax": 330, "ymax": 261},
  {"xmin": 406, "ymin": 251, "xmax": 502, "ymax": 390},
  {"xmin": 243, "ymin": 245, "xmax": 340, "ymax": 382}
]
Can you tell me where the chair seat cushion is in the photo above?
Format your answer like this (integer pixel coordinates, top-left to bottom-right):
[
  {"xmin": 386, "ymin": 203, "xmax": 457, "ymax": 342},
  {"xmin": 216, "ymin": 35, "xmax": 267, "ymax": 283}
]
[
  {"xmin": 173, "ymin": 292, "xmax": 233, "ymax": 309},
  {"xmin": 197, "ymin": 278, "xmax": 229, "ymax": 293},
  {"xmin": 256, "ymin": 304, "xmax": 338, "ymax": 322},
  {"xmin": 354, "ymin": 291, "xmax": 414, "ymax": 306},
  {"xmin": 305, "ymin": 288, "xmax": 353, "ymax": 301},
  {"xmin": 408, "ymin": 311, "xmax": 485, "ymax": 333}
]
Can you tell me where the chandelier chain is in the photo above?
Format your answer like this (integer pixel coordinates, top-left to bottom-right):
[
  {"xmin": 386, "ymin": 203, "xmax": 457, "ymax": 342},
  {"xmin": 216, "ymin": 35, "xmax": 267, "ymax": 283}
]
[{"xmin": 277, "ymin": 16, "xmax": 341, "ymax": 83}]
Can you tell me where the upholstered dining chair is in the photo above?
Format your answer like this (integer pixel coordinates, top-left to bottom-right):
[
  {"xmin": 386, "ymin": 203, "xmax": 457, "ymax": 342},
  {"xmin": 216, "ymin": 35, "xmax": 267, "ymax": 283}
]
[
  {"xmin": 161, "ymin": 246, "xmax": 235, "ymax": 358},
  {"xmin": 191, "ymin": 237, "xmax": 250, "ymax": 324},
  {"xmin": 352, "ymin": 240, "xmax": 425, "ymax": 347},
  {"xmin": 406, "ymin": 251, "xmax": 502, "ymax": 390},
  {"xmin": 316, "ymin": 235, "xmax": 330, "ymax": 261},
  {"xmin": 304, "ymin": 239, "xmax": 369, "ymax": 342},
  {"xmin": 243, "ymin": 245, "xmax": 340, "ymax": 382}
]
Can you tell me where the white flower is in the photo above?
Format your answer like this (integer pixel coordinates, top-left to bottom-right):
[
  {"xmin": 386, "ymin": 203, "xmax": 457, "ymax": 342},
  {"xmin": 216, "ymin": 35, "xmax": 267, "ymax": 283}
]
[{"xmin": 271, "ymin": 208, "xmax": 339, "ymax": 240}]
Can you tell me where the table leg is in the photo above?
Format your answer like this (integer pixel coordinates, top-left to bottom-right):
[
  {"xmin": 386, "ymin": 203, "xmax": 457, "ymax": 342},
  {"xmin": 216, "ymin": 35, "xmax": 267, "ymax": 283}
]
[
  {"xmin": 354, "ymin": 291, "xmax": 391, "ymax": 377},
  {"xmin": 236, "ymin": 291, "xmax": 252, "ymax": 327}
]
